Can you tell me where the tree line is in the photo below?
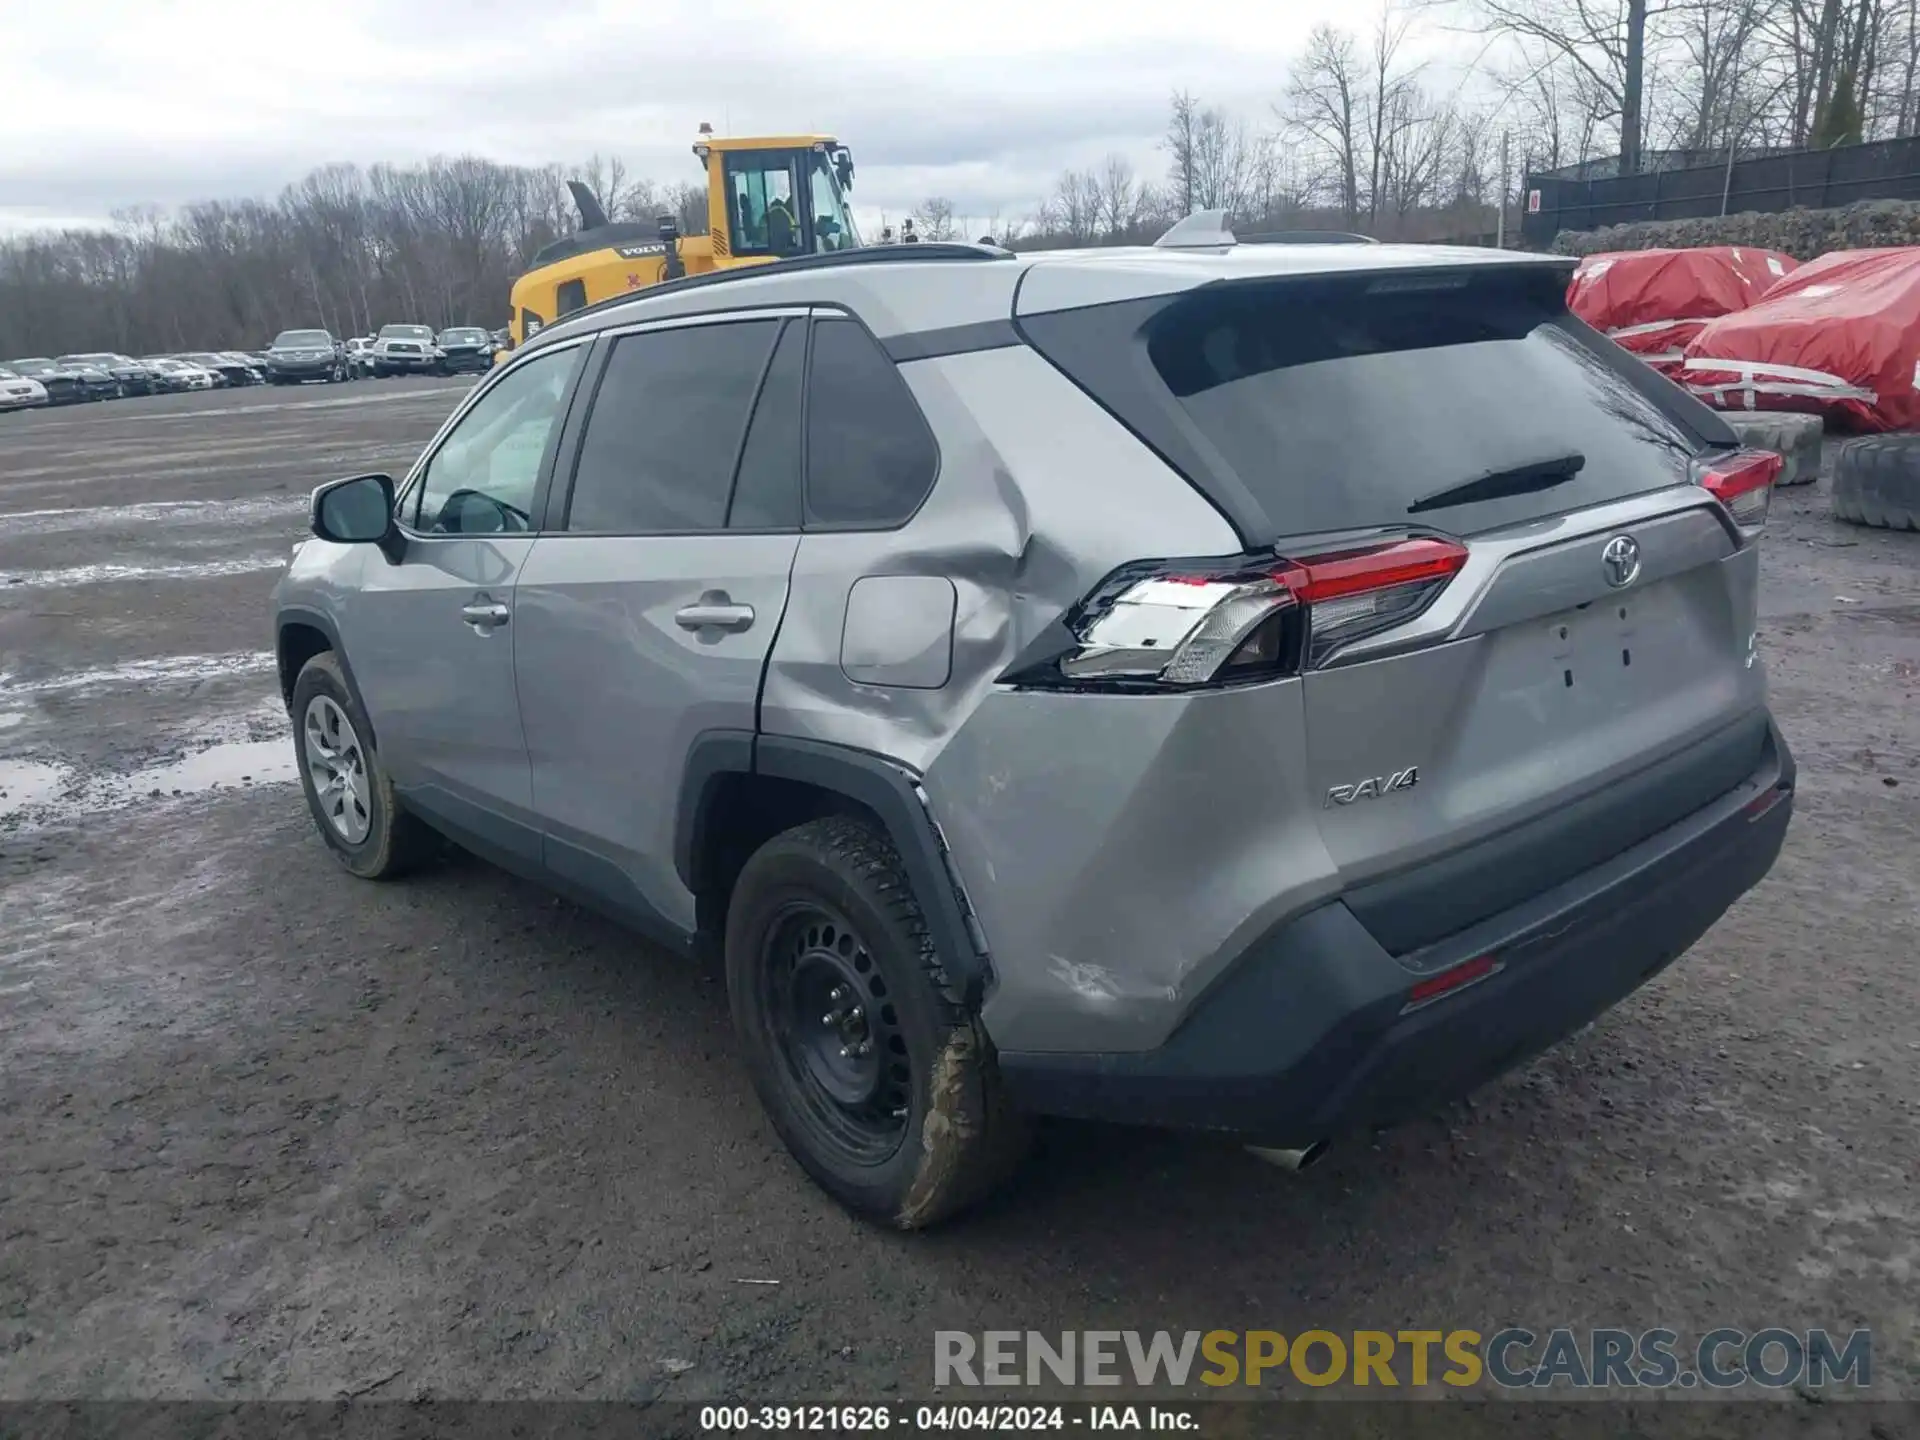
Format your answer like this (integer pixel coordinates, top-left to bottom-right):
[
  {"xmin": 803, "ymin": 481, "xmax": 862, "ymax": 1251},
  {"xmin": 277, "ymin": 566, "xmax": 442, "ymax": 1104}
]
[{"xmin": 6, "ymin": 0, "xmax": 1918, "ymax": 356}]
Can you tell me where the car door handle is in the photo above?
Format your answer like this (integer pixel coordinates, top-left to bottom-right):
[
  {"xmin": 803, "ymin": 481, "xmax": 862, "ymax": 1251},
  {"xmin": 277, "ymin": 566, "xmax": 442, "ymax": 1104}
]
[
  {"xmin": 460, "ymin": 601, "xmax": 510, "ymax": 629},
  {"xmin": 675, "ymin": 602, "xmax": 755, "ymax": 632}
]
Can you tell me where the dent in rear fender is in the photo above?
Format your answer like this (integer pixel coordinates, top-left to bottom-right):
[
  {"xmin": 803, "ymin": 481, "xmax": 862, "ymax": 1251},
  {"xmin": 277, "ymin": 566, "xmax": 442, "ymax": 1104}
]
[
  {"xmin": 922, "ymin": 680, "xmax": 1344, "ymax": 1056},
  {"xmin": 755, "ymin": 346, "xmax": 1241, "ymax": 773}
]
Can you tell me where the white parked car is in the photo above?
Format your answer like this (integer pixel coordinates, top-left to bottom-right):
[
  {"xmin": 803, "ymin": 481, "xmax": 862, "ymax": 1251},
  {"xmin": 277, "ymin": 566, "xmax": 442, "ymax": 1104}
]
[{"xmin": 0, "ymin": 363, "xmax": 50, "ymax": 410}]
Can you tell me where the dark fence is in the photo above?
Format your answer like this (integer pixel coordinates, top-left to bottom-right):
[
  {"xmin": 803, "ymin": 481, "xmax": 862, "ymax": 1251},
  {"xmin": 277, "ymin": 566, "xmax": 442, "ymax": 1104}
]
[{"xmin": 1522, "ymin": 135, "xmax": 1920, "ymax": 245}]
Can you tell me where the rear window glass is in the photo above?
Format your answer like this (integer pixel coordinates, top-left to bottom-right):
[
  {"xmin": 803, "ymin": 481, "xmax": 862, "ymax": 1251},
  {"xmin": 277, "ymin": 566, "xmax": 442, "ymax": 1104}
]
[
  {"xmin": 1026, "ymin": 271, "xmax": 1715, "ymax": 542},
  {"xmin": 1144, "ymin": 277, "xmax": 1704, "ymax": 536}
]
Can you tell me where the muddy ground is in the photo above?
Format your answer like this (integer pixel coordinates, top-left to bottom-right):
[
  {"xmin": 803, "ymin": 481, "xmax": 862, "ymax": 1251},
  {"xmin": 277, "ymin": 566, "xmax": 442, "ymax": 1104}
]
[{"xmin": 1, "ymin": 382, "xmax": 1916, "ymax": 1405}]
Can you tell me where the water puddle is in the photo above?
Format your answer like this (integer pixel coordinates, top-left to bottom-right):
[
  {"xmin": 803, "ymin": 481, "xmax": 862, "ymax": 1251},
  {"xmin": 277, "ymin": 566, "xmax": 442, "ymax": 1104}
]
[
  {"xmin": 0, "ymin": 734, "xmax": 298, "ymax": 829},
  {"xmin": 0, "ymin": 759, "xmax": 69, "ymax": 819},
  {"xmin": 1, "ymin": 555, "xmax": 285, "ymax": 589},
  {"xmin": 0, "ymin": 495, "xmax": 305, "ymax": 537},
  {"xmin": 116, "ymin": 739, "xmax": 297, "ymax": 799},
  {"xmin": 0, "ymin": 651, "xmax": 275, "ymax": 697}
]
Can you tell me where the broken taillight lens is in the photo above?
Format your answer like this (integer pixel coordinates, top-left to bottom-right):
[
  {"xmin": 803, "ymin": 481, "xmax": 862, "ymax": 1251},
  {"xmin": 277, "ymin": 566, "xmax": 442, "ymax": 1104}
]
[
  {"xmin": 1009, "ymin": 533, "xmax": 1470, "ymax": 690},
  {"xmin": 1694, "ymin": 448, "xmax": 1783, "ymax": 541}
]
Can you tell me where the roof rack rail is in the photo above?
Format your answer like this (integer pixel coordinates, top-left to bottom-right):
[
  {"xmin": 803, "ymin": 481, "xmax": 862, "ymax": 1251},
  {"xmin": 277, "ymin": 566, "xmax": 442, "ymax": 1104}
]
[
  {"xmin": 539, "ymin": 241, "xmax": 1015, "ymax": 333},
  {"xmin": 1241, "ymin": 229, "xmax": 1379, "ymax": 245}
]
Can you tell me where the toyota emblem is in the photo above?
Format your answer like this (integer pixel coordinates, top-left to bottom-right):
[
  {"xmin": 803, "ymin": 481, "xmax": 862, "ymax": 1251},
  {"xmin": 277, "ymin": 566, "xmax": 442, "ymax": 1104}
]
[{"xmin": 1601, "ymin": 534, "xmax": 1641, "ymax": 589}]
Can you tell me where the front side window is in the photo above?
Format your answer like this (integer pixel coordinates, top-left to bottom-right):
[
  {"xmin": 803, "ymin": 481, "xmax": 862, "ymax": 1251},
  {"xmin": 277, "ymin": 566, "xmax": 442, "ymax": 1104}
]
[
  {"xmin": 727, "ymin": 155, "xmax": 803, "ymax": 257},
  {"xmin": 564, "ymin": 319, "xmax": 781, "ymax": 533},
  {"xmin": 412, "ymin": 347, "xmax": 579, "ymax": 535}
]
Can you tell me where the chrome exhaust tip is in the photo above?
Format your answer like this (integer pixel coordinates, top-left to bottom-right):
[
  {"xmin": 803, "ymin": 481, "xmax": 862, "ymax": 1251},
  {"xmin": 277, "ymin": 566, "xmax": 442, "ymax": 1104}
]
[{"xmin": 1245, "ymin": 1140, "xmax": 1329, "ymax": 1172}]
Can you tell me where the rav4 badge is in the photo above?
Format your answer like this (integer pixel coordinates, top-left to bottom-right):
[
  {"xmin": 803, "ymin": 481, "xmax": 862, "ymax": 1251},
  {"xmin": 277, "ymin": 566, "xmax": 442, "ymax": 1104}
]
[{"xmin": 1325, "ymin": 766, "xmax": 1420, "ymax": 808}]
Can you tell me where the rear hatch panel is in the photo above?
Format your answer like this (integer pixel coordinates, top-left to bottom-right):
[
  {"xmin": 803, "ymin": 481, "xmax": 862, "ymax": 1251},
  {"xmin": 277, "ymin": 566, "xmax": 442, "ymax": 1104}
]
[{"xmin": 1019, "ymin": 257, "xmax": 1770, "ymax": 954}]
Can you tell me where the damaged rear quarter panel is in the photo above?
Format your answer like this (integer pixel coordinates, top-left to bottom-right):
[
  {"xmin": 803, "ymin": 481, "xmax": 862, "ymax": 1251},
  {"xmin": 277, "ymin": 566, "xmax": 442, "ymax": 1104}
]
[{"xmin": 760, "ymin": 344, "xmax": 1327, "ymax": 1054}]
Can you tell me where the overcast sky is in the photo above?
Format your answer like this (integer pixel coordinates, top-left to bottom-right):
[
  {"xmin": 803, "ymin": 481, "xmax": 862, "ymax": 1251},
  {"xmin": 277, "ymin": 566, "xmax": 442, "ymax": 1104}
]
[{"xmin": 2, "ymin": 0, "xmax": 1432, "ymax": 236}]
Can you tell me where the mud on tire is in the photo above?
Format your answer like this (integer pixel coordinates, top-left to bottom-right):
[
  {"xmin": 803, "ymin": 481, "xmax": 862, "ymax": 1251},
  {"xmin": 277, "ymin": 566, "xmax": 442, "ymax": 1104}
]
[
  {"xmin": 1831, "ymin": 435, "xmax": 1920, "ymax": 531},
  {"xmin": 290, "ymin": 652, "xmax": 434, "ymax": 880},
  {"xmin": 1721, "ymin": 411, "xmax": 1824, "ymax": 487},
  {"xmin": 725, "ymin": 815, "xmax": 1029, "ymax": 1228}
]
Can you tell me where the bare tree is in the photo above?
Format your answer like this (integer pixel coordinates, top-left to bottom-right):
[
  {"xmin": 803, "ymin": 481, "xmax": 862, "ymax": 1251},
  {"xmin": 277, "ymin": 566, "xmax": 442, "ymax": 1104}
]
[
  {"xmin": 913, "ymin": 197, "xmax": 958, "ymax": 242},
  {"xmin": 1285, "ymin": 25, "xmax": 1367, "ymax": 219}
]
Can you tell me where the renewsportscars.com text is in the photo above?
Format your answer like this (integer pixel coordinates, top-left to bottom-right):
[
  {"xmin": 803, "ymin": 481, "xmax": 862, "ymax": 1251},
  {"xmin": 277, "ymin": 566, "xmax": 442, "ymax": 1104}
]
[{"xmin": 934, "ymin": 1328, "xmax": 1872, "ymax": 1391}]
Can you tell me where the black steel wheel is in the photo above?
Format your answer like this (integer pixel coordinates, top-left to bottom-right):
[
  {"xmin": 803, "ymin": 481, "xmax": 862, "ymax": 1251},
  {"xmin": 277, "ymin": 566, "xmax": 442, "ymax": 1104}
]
[
  {"xmin": 758, "ymin": 900, "xmax": 913, "ymax": 1166},
  {"xmin": 725, "ymin": 816, "xmax": 1029, "ymax": 1228}
]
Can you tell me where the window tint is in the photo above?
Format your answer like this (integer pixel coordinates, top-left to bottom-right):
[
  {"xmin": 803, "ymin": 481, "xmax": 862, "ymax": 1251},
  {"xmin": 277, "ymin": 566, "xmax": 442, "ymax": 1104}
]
[
  {"xmin": 565, "ymin": 320, "xmax": 779, "ymax": 533},
  {"xmin": 804, "ymin": 318, "xmax": 938, "ymax": 527},
  {"xmin": 555, "ymin": 279, "xmax": 587, "ymax": 317},
  {"xmin": 728, "ymin": 320, "xmax": 804, "ymax": 529},
  {"xmin": 412, "ymin": 347, "xmax": 578, "ymax": 535},
  {"xmin": 1076, "ymin": 272, "xmax": 1702, "ymax": 538}
]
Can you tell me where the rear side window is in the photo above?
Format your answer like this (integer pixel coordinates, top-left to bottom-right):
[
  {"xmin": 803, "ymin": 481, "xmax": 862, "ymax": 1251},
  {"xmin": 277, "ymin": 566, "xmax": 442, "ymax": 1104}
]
[
  {"xmin": 1027, "ymin": 271, "xmax": 1712, "ymax": 540},
  {"xmin": 565, "ymin": 319, "xmax": 780, "ymax": 533},
  {"xmin": 728, "ymin": 319, "xmax": 805, "ymax": 529},
  {"xmin": 805, "ymin": 317, "xmax": 938, "ymax": 526}
]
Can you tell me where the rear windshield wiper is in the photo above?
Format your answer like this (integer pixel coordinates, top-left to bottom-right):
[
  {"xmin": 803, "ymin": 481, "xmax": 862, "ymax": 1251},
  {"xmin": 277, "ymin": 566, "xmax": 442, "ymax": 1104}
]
[{"xmin": 1406, "ymin": 453, "xmax": 1586, "ymax": 515}]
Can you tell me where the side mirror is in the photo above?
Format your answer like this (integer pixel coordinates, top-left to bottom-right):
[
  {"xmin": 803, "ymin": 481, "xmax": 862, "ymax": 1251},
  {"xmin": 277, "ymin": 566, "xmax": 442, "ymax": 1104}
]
[{"xmin": 311, "ymin": 473, "xmax": 397, "ymax": 551}]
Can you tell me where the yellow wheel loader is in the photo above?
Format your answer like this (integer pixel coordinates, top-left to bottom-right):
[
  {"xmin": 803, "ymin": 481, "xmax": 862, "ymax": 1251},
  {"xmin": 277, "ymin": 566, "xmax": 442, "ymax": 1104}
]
[{"xmin": 499, "ymin": 126, "xmax": 860, "ymax": 361}]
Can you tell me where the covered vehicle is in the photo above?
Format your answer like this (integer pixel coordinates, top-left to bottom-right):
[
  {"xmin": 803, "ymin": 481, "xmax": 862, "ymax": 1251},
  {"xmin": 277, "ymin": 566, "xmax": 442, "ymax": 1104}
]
[
  {"xmin": 1567, "ymin": 246, "xmax": 1796, "ymax": 376},
  {"xmin": 1681, "ymin": 247, "xmax": 1920, "ymax": 432}
]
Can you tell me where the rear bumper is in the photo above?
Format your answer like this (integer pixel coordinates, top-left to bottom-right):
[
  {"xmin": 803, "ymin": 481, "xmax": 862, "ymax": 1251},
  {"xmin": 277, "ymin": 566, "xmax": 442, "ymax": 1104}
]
[{"xmin": 998, "ymin": 721, "xmax": 1794, "ymax": 1142}]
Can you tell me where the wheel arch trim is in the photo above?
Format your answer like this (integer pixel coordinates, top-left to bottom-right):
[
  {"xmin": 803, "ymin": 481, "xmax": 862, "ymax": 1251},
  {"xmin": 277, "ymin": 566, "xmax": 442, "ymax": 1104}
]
[
  {"xmin": 275, "ymin": 607, "xmax": 378, "ymax": 748},
  {"xmin": 676, "ymin": 731, "xmax": 994, "ymax": 1006}
]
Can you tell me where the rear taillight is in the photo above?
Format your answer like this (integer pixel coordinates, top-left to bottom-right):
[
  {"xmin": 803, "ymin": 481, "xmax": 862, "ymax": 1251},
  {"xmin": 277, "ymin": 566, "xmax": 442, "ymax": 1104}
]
[
  {"xmin": 1008, "ymin": 533, "xmax": 1469, "ymax": 691},
  {"xmin": 1694, "ymin": 448, "xmax": 1783, "ymax": 541}
]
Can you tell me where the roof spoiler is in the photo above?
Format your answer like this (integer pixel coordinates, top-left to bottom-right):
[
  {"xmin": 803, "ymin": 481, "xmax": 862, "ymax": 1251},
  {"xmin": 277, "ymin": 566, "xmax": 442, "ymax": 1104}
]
[{"xmin": 1155, "ymin": 211, "xmax": 1382, "ymax": 249}]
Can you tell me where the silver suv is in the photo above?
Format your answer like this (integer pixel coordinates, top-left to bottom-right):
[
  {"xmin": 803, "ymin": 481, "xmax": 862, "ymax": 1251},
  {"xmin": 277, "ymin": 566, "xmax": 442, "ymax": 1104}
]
[{"xmin": 272, "ymin": 223, "xmax": 1795, "ymax": 1228}]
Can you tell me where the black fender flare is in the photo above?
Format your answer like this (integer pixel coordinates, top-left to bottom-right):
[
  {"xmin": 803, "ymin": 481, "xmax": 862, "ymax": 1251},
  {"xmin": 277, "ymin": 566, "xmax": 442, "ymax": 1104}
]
[
  {"xmin": 676, "ymin": 732, "xmax": 992, "ymax": 1005},
  {"xmin": 274, "ymin": 606, "xmax": 377, "ymax": 746}
]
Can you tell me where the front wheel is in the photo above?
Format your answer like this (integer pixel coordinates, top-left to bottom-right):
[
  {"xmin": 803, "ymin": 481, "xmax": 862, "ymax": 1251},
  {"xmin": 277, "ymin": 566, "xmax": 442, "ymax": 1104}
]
[
  {"xmin": 290, "ymin": 652, "xmax": 433, "ymax": 879},
  {"xmin": 726, "ymin": 816, "xmax": 1028, "ymax": 1229}
]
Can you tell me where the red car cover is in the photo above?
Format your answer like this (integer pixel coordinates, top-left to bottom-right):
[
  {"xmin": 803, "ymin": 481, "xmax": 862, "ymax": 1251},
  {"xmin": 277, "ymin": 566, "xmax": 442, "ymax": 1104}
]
[
  {"xmin": 1567, "ymin": 246, "xmax": 1797, "ymax": 376},
  {"xmin": 1682, "ymin": 247, "xmax": 1920, "ymax": 433}
]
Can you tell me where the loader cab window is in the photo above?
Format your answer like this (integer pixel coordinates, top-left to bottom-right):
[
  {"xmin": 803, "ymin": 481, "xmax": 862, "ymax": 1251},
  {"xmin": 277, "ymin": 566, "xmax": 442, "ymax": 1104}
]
[
  {"xmin": 726, "ymin": 154, "xmax": 805, "ymax": 258},
  {"xmin": 807, "ymin": 152, "xmax": 860, "ymax": 253}
]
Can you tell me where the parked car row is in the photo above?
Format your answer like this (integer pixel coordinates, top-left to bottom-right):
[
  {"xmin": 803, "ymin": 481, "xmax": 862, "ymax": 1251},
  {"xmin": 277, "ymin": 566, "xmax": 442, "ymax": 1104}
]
[{"xmin": 3, "ymin": 325, "xmax": 503, "ymax": 410}]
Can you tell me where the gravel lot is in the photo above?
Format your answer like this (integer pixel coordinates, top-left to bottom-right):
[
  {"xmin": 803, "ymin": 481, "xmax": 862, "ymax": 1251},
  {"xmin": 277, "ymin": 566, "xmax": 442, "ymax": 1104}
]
[{"xmin": 1, "ymin": 382, "xmax": 1916, "ymax": 1405}]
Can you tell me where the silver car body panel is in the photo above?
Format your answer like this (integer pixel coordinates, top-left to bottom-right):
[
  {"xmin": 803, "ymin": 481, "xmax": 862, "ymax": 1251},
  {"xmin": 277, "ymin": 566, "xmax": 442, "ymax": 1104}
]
[{"xmin": 277, "ymin": 240, "xmax": 1776, "ymax": 1066}]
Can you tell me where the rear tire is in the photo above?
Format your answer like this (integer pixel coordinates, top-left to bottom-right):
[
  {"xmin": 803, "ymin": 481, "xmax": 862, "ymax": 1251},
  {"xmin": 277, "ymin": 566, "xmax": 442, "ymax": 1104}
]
[
  {"xmin": 725, "ymin": 816, "xmax": 1028, "ymax": 1229},
  {"xmin": 290, "ymin": 652, "xmax": 433, "ymax": 880},
  {"xmin": 1831, "ymin": 435, "xmax": 1920, "ymax": 531}
]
